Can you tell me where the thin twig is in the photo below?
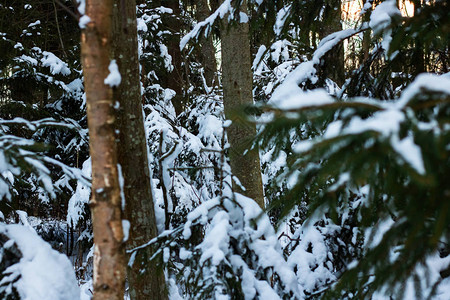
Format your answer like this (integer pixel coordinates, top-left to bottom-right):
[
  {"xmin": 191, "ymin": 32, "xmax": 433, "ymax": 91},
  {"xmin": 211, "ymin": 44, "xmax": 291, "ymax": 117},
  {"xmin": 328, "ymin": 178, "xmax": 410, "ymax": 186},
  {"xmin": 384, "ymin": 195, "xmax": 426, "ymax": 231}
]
[
  {"xmin": 219, "ymin": 126, "xmax": 226, "ymax": 197},
  {"xmin": 158, "ymin": 131, "xmax": 171, "ymax": 230},
  {"xmin": 52, "ymin": 0, "xmax": 67, "ymax": 59},
  {"xmin": 55, "ymin": 0, "xmax": 79, "ymax": 20}
]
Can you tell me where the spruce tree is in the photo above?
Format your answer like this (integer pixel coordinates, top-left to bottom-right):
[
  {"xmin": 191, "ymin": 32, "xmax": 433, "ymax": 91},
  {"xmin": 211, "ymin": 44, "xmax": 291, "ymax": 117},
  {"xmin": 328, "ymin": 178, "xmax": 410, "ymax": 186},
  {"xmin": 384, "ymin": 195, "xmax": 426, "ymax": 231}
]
[
  {"xmin": 112, "ymin": 0, "xmax": 167, "ymax": 298},
  {"xmin": 256, "ymin": 0, "xmax": 450, "ymax": 298},
  {"xmin": 221, "ymin": 0, "xmax": 265, "ymax": 208}
]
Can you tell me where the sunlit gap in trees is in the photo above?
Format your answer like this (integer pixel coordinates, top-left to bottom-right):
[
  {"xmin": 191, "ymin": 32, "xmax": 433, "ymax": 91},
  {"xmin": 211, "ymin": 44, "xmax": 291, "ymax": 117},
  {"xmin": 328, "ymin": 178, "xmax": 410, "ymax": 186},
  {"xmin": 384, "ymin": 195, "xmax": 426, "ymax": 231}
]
[{"xmin": 342, "ymin": 0, "xmax": 415, "ymax": 70}]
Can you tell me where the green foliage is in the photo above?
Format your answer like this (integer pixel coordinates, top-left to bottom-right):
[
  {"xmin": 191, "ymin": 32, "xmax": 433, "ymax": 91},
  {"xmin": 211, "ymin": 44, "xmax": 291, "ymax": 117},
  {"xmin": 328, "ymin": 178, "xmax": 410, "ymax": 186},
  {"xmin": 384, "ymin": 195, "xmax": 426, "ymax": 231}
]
[{"xmin": 256, "ymin": 0, "xmax": 450, "ymax": 298}]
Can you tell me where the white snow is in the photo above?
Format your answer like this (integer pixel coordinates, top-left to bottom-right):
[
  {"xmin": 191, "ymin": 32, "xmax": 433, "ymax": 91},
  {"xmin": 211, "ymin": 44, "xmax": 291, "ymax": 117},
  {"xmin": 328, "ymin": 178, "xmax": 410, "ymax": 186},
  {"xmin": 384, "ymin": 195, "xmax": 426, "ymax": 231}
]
[
  {"xmin": 288, "ymin": 225, "xmax": 336, "ymax": 293},
  {"xmin": 0, "ymin": 224, "xmax": 79, "ymax": 300},
  {"xmin": 252, "ymin": 45, "xmax": 266, "ymax": 72},
  {"xmin": 391, "ymin": 134, "xmax": 425, "ymax": 174},
  {"xmin": 369, "ymin": 0, "xmax": 401, "ymax": 53},
  {"xmin": 122, "ymin": 219, "xmax": 130, "ymax": 242},
  {"xmin": 268, "ymin": 28, "xmax": 364, "ymax": 110},
  {"xmin": 41, "ymin": 51, "xmax": 71, "ymax": 76},
  {"xmin": 15, "ymin": 210, "xmax": 36, "ymax": 232},
  {"xmin": 197, "ymin": 114, "xmax": 223, "ymax": 142},
  {"xmin": 397, "ymin": 73, "xmax": 450, "ymax": 108},
  {"xmin": 271, "ymin": 88, "xmax": 333, "ymax": 110},
  {"xmin": 159, "ymin": 44, "xmax": 173, "ymax": 72},
  {"xmin": 78, "ymin": 15, "xmax": 91, "ymax": 29},
  {"xmin": 117, "ymin": 163, "xmax": 126, "ymax": 210},
  {"xmin": 18, "ymin": 54, "xmax": 38, "ymax": 66},
  {"xmin": 369, "ymin": 0, "xmax": 401, "ymax": 34},
  {"xmin": 67, "ymin": 158, "xmax": 91, "ymax": 227},
  {"xmin": 198, "ymin": 210, "xmax": 230, "ymax": 265},
  {"xmin": 345, "ymin": 108, "xmax": 404, "ymax": 137},
  {"xmin": 239, "ymin": 12, "xmax": 249, "ymax": 23},
  {"xmin": 104, "ymin": 60, "xmax": 121, "ymax": 87},
  {"xmin": 273, "ymin": 5, "xmax": 290, "ymax": 36},
  {"xmin": 180, "ymin": 0, "xmax": 232, "ymax": 50},
  {"xmin": 76, "ymin": 0, "xmax": 86, "ymax": 15},
  {"xmin": 28, "ymin": 20, "xmax": 41, "ymax": 28},
  {"xmin": 137, "ymin": 18, "xmax": 148, "ymax": 32}
]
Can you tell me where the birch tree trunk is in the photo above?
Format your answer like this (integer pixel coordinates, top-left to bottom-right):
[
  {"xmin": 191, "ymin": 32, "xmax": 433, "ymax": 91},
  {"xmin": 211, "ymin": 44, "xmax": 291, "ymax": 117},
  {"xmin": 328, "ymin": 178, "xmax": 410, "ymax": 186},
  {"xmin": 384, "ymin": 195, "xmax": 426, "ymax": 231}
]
[
  {"xmin": 221, "ymin": 0, "xmax": 265, "ymax": 208},
  {"xmin": 80, "ymin": 0, "xmax": 126, "ymax": 299},
  {"xmin": 112, "ymin": 0, "xmax": 167, "ymax": 299}
]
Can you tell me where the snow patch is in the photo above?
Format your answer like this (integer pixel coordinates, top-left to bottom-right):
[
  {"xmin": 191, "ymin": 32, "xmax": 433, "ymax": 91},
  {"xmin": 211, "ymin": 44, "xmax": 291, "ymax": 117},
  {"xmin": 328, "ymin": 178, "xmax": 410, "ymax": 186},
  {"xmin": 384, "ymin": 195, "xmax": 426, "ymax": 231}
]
[
  {"xmin": 0, "ymin": 224, "xmax": 79, "ymax": 300},
  {"xmin": 78, "ymin": 15, "xmax": 91, "ymax": 29},
  {"xmin": 104, "ymin": 60, "xmax": 121, "ymax": 87}
]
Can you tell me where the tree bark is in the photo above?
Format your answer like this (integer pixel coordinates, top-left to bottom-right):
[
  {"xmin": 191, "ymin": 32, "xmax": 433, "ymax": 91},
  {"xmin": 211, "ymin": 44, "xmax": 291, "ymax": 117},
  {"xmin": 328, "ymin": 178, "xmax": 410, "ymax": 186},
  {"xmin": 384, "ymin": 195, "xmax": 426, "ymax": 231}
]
[
  {"xmin": 112, "ymin": 0, "xmax": 167, "ymax": 299},
  {"xmin": 161, "ymin": 0, "xmax": 185, "ymax": 115},
  {"xmin": 221, "ymin": 0, "xmax": 265, "ymax": 208},
  {"xmin": 360, "ymin": 0, "xmax": 373, "ymax": 65},
  {"xmin": 319, "ymin": 0, "xmax": 345, "ymax": 86},
  {"xmin": 196, "ymin": 0, "xmax": 217, "ymax": 87},
  {"xmin": 80, "ymin": 0, "xmax": 126, "ymax": 299},
  {"xmin": 411, "ymin": 0, "xmax": 425, "ymax": 75}
]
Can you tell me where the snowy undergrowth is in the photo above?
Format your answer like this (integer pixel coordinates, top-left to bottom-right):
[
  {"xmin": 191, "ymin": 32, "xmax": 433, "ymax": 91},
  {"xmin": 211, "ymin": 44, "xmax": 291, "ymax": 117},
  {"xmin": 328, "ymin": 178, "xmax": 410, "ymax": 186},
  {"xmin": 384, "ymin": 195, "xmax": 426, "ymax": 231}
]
[
  {"xmin": 143, "ymin": 190, "xmax": 302, "ymax": 299},
  {"xmin": 0, "ymin": 223, "xmax": 79, "ymax": 300}
]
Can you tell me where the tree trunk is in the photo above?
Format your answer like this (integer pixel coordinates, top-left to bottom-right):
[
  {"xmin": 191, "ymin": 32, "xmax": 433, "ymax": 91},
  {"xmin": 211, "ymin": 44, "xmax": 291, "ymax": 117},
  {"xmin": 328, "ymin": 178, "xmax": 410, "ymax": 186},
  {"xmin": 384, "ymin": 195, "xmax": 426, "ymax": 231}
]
[
  {"xmin": 112, "ymin": 0, "xmax": 167, "ymax": 299},
  {"xmin": 196, "ymin": 0, "xmax": 217, "ymax": 87},
  {"xmin": 411, "ymin": 0, "xmax": 425, "ymax": 75},
  {"xmin": 161, "ymin": 0, "xmax": 185, "ymax": 115},
  {"xmin": 221, "ymin": 0, "xmax": 265, "ymax": 208},
  {"xmin": 319, "ymin": 0, "xmax": 345, "ymax": 86},
  {"xmin": 360, "ymin": 0, "xmax": 373, "ymax": 65},
  {"xmin": 80, "ymin": 1, "xmax": 126, "ymax": 299},
  {"xmin": 361, "ymin": 28, "xmax": 371, "ymax": 64}
]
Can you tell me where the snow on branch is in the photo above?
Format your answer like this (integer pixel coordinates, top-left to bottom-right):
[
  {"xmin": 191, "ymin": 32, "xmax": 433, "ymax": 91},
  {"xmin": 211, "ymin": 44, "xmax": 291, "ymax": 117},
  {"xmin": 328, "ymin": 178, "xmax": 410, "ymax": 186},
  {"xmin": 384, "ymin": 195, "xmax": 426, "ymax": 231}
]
[
  {"xmin": 0, "ymin": 224, "xmax": 79, "ymax": 300},
  {"xmin": 269, "ymin": 28, "xmax": 367, "ymax": 110},
  {"xmin": 180, "ymin": 0, "xmax": 263, "ymax": 50},
  {"xmin": 180, "ymin": 0, "xmax": 232, "ymax": 50}
]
